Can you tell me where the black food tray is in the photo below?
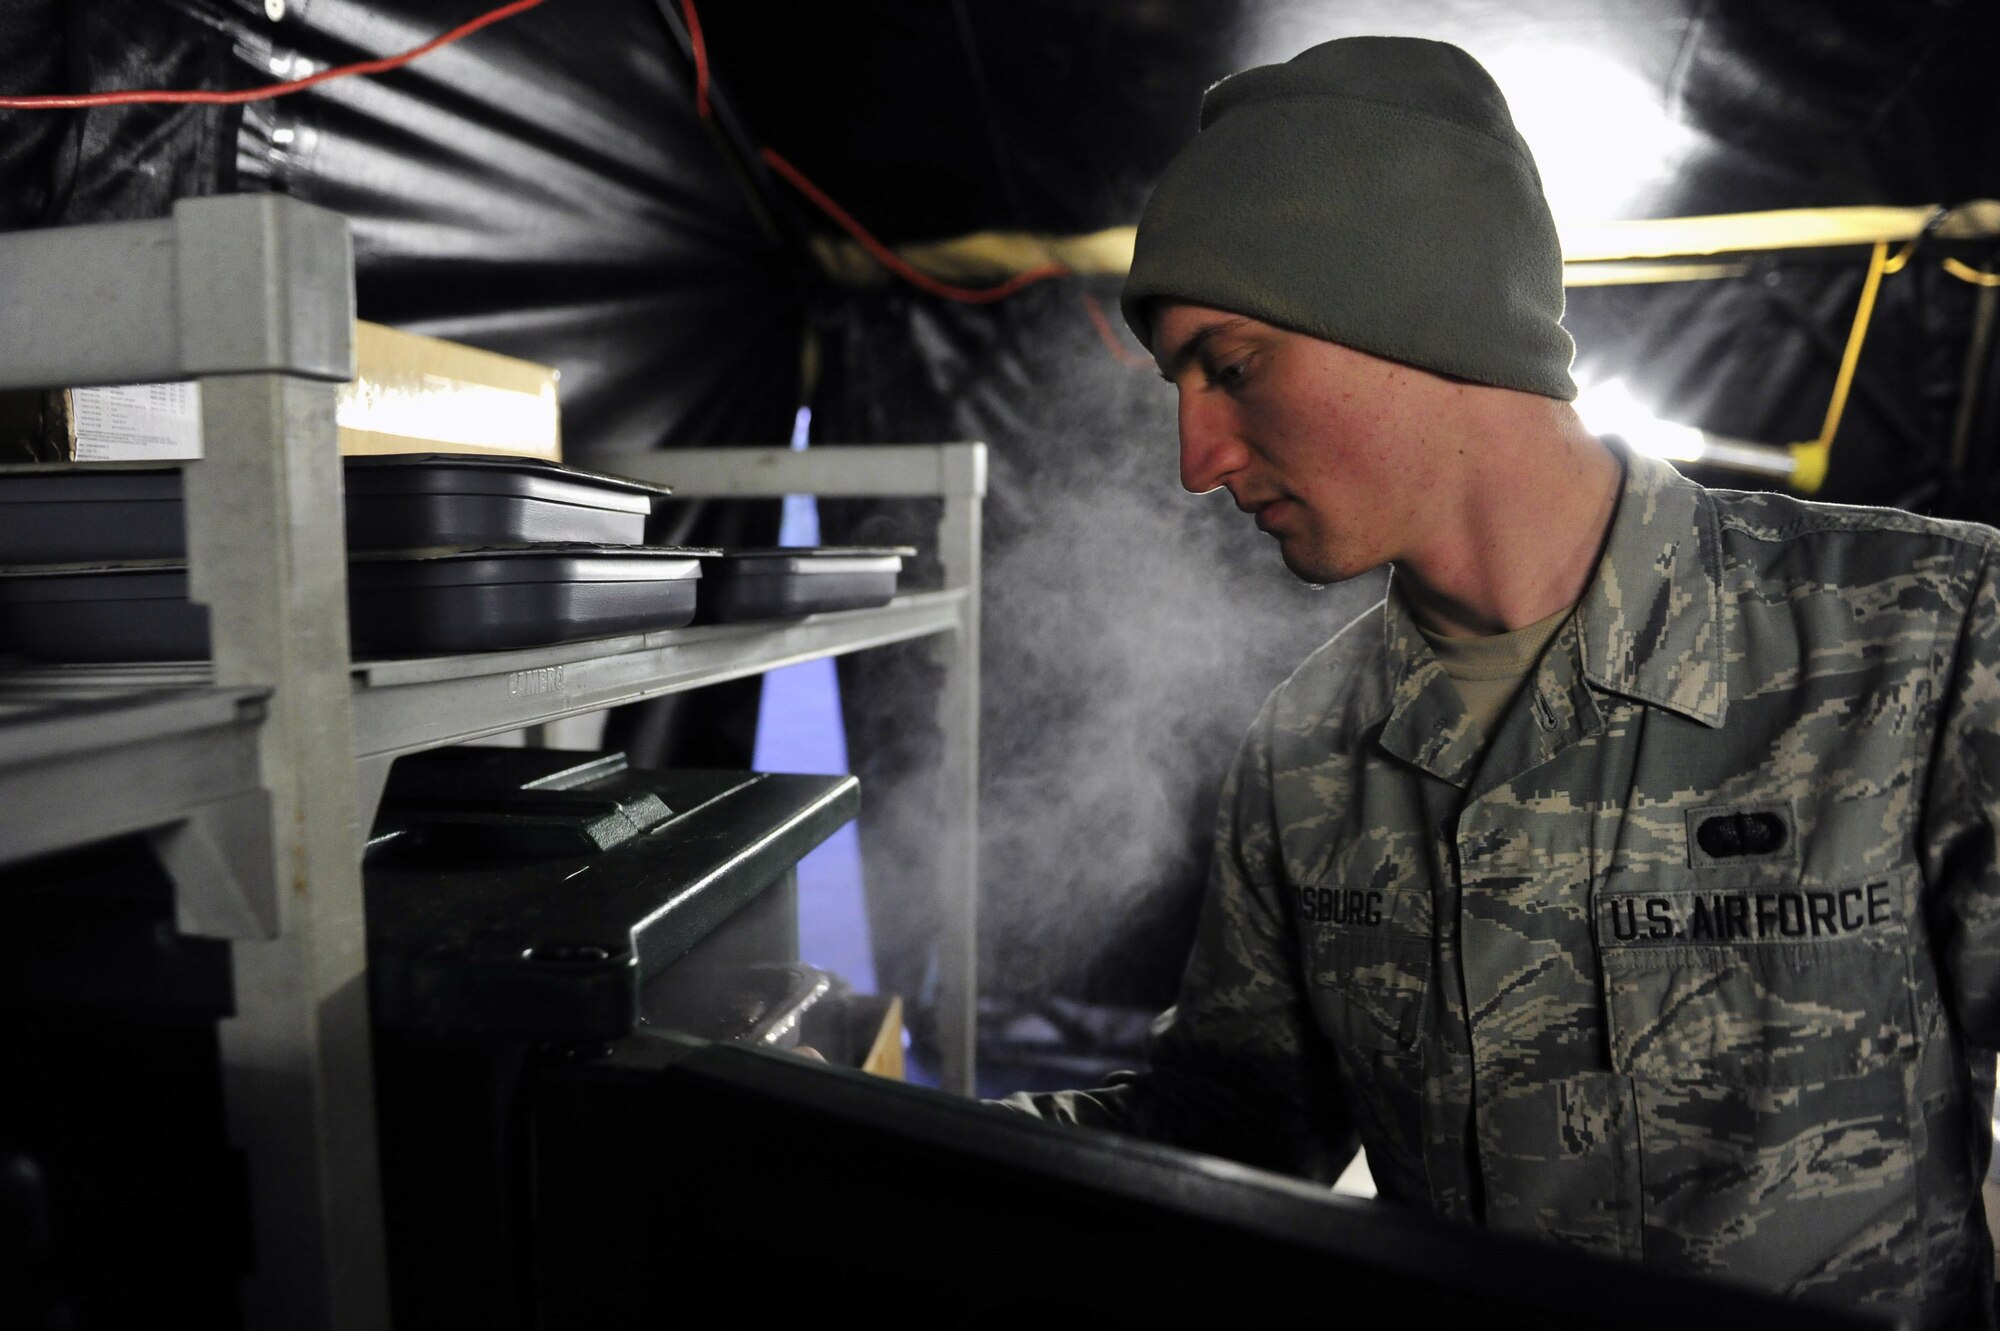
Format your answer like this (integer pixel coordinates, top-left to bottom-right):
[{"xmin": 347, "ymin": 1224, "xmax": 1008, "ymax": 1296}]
[
  {"xmin": 0, "ymin": 465, "xmax": 184, "ymax": 564},
  {"xmin": 0, "ymin": 565, "xmax": 204, "ymax": 662},
  {"xmin": 344, "ymin": 455, "xmax": 668, "ymax": 551},
  {"xmin": 0, "ymin": 455, "xmax": 671, "ymax": 562},
  {"xmin": 346, "ymin": 545, "xmax": 703, "ymax": 655},
  {"xmin": 694, "ymin": 546, "xmax": 912, "ymax": 624},
  {"xmin": 0, "ymin": 545, "xmax": 709, "ymax": 661}
]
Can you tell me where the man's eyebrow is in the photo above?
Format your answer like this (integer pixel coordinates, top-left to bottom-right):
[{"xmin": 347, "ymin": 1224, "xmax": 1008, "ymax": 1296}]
[{"xmin": 1158, "ymin": 318, "xmax": 1250, "ymax": 383}]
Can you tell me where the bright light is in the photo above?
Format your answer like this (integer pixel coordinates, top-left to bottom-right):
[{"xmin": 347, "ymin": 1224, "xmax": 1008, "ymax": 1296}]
[
  {"xmin": 1479, "ymin": 44, "xmax": 1695, "ymax": 225},
  {"xmin": 1573, "ymin": 378, "xmax": 1705, "ymax": 462}
]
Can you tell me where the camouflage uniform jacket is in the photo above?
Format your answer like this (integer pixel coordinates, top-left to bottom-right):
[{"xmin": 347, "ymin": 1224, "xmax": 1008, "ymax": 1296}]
[{"xmin": 1014, "ymin": 448, "xmax": 2000, "ymax": 1328}]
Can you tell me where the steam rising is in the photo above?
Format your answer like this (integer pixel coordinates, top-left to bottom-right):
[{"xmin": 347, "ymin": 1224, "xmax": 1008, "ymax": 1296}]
[
  {"xmin": 818, "ymin": 283, "xmax": 1380, "ymax": 1014},
  {"xmin": 976, "ymin": 371, "xmax": 1380, "ymax": 1004}
]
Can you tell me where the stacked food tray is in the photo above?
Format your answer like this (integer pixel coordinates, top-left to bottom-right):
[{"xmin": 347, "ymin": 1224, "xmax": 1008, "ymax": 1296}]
[
  {"xmin": 0, "ymin": 456, "xmax": 911, "ymax": 661},
  {"xmin": 692, "ymin": 546, "xmax": 914, "ymax": 625}
]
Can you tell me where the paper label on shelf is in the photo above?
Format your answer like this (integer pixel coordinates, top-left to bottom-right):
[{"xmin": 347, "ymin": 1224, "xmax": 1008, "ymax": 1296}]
[{"xmin": 71, "ymin": 382, "xmax": 204, "ymax": 460}]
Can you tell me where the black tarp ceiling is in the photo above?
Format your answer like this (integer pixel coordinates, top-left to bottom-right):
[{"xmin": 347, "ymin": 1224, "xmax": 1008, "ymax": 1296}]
[{"xmin": 5, "ymin": 0, "xmax": 1999, "ymax": 1040}]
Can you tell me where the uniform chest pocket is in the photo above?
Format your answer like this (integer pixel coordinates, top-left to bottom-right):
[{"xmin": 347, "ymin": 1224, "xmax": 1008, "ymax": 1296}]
[
  {"xmin": 1595, "ymin": 875, "xmax": 1918, "ymax": 1086},
  {"xmin": 1299, "ymin": 883, "xmax": 1433, "ymax": 1051}
]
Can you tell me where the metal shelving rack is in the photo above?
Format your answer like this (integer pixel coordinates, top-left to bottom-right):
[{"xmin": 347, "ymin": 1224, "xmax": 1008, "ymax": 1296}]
[{"xmin": 0, "ymin": 196, "xmax": 983, "ymax": 1330}]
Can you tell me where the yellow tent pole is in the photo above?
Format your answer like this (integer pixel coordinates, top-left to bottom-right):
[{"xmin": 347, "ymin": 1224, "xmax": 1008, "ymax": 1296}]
[{"xmin": 1787, "ymin": 240, "xmax": 1892, "ymax": 494}]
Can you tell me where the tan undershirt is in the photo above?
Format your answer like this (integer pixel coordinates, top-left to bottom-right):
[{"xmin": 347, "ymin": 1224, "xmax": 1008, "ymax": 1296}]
[{"xmin": 1415, "ymin": 604, "xmax": 1575, "ymax": 740}]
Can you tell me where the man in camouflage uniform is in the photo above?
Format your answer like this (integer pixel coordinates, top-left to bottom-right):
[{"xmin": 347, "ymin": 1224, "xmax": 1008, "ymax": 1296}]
[{"xmin": 1005, "ymin": 35, "xmax": 2000, "ymax": 1330}]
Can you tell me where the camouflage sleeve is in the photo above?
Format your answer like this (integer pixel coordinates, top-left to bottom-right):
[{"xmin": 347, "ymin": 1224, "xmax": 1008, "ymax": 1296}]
[
  {"xmin": 1922, "ymin": 541, "xmax": 2000, "ymax": 1042},
  {"xmin": 999, "ymin": 698, "xmax": 1356, "ymax": 1182}
]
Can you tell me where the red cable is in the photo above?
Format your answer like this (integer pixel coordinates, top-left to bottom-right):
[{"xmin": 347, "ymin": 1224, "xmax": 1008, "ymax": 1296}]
[
  {"xmin": 0, "ymin": 0, "xmax": 547, "ymax": 110},
  {"xmin": 5, "ymin": 0, "xmax": 1133, "ymax": 340},
  {"xmin": 1081, "ymin": 292, "xmax": 1152, "ymax": 368},
  {"xmin": 678, "ymin": 0, "xmax": 711, "ymax": 122},
  {"xmin": 678, "ymin": 0, "xmax": 1070, "ymax": 307},
  {"xmin": 760, "ymin": 147, "xmax": 1071, "ymax": 305}
]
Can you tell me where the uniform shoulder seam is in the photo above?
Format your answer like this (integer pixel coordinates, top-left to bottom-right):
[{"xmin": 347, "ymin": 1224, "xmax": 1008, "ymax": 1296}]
[
  {"xmin": 1711, "ymin": 492, "xmax": 2000, "ymax": 553},
  {"xmin": 1291, "ymin": 596, "xmax": 1386, "ymax": 676},
  {"xmin": 1268, "ymin": 597, "xmax": 1387, "ymax": 725}
]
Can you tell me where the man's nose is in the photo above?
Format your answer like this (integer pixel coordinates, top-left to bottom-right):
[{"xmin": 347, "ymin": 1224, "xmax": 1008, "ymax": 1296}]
[{"xmin": 1178, "ymin": 391, "xmax": 1244, "ymax": 495}]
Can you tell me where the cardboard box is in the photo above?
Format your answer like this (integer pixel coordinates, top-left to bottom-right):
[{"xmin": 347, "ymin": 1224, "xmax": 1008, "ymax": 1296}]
[
  {"xmin": 861, "ymin": 995, "xmax": 907, "ymax": 1081},
  {"xmin": 795, "ymin": 990, "xmax": 906, "ymax": 1080},
  {"xmin": 336, "ymin": 322, "xmax": 561, "ymax": 461},
  {"xmin": 0, "ymin": 322, "xmax": 561, "ymax": 464}
]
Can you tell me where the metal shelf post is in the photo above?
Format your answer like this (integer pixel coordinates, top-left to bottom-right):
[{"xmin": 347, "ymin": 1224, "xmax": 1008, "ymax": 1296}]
[{"xmin": 0, "ymin": 195, "xmax": 390, "ymax": 1330}]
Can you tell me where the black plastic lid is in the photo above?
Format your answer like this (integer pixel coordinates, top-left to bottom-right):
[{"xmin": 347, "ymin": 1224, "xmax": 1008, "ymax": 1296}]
[
  {"xmin": 0, "ymin": 544, "xmax": 718, "ymax": 594},
  {"xmin": 0, "ymin": 564, "xmax": 189, "ymax": 602},
  {"xmin": 0, "ymin": 465, "xmax": 181, "ymax": 503},
  {"xmin": 0, "ymin": 455, "xmax": 673, "ymax": 505},
  {"xmin": 346, "ymin": 544, "xmax": 711, "ymax": 588},
  {"xmin": 342, "ymin": 452, "xmax": 673, "ymax": 502},
  {"xmin": 710, "ymin": 546, "xmax": 916, "ymax": 559}
]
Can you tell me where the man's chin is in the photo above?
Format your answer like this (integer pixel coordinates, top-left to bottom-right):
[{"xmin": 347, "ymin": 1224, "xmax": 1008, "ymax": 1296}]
[{"xmin": 1277, "ymin": 541, "xmax": 1362, "ymax": 587}]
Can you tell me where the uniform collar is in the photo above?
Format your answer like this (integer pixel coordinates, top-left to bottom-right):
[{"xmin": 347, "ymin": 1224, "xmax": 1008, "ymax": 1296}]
[
  {"xmin": 1379, "ymin": 586, "xmax": 1487, "ymax": 787},
  {"xmin": 1574, "ymin": 445, "xmax": 1729, "ymax": 730},
  {"xmin": 1376, "ymin": 444, "xmax": 1727, "ymax": 787}
]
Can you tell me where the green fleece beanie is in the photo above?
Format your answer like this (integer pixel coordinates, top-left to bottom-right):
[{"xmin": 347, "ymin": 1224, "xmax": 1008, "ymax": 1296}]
[{"xmin": 1122, "ymin": 36, "xmax": 1576, "ymax": 400}]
